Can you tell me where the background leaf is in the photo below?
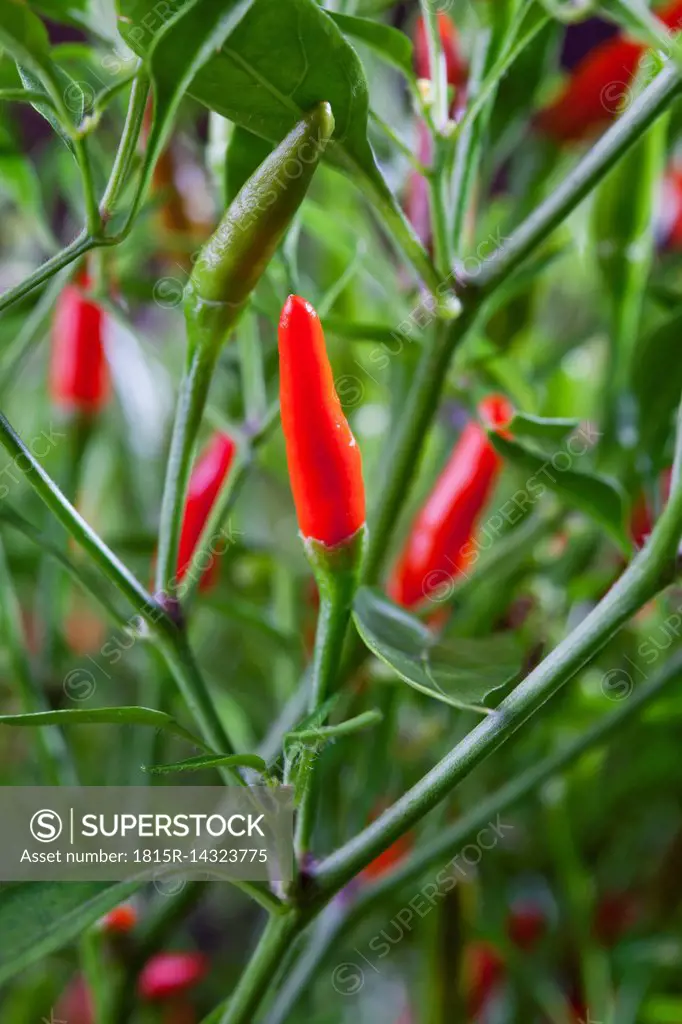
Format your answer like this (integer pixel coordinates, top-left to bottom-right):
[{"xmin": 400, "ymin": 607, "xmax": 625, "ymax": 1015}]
[
  {"xmin": 352, "ymin": 587, "xmax": 522, "ymax": 711},
  {"xmin": 490, "ymin": 433, "xmax": 629, "ymax": 549},
  {"xmin": 328, "ymin": 12, "xmax": 414, "ymax": 79},
  {"xmin": 0, "ymin": 881, "xmax": 144, "ymax": 985}
]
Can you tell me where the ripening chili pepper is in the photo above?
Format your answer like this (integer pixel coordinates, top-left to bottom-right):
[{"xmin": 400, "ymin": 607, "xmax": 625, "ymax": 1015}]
[
  {"xmin": 138, "ymin": 952, "xmax": 208, "ymax": 1002},
  {"xmin": 538, "ymin": 0, "xmax": 682, "ymax": 143},
  {"xmin": 185, "ymin": 103, "xmax": 334, "ymax": 363},
  {"xmin": 278, "ymin": 295, "xmax": 365, "ymax": 550},
  {"xmin": 388, "ymin": 395, "xmax": 514, "ymax": 608},
  {"xmin": 414, "ymin": 11, "xmax": 467, "ymax": 89},
  {"xmin": 176, "ymin": 432, "xmax": 236, "ymax": 591},
  {"xmin": 50, "ymin": 270, "xmax": 109, "ymax": 414}
]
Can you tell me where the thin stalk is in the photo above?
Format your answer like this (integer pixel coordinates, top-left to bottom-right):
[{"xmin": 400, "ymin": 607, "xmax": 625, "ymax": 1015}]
[
  {"xmin": 428, "ymin": 155, "xmax": 452, "ymax": 278},
  {"xmin": 369, "ymin": 109, "xmax": 429, "ymax": 173},
  {"xmin": 155, "ymin": 632, "xmax": 238, "ymax": 768},
  {"xmin": 0, "ymin": 232, "xmax": 93, "ymax": 315},
  {"xmin": 0, "ymin": 410, "xmax": 170, "ymax": 633},
  {"xmin": 74, "ymin": 136, "xmax": 101, "ymax": 235},
  {"xmin": 155, "ymin": 348, "xmax": 217, "ymax": 598},
  {"xmin": 311, "ymin": 448, "xmax": 682, "ymax": 899},
  {"xmin": 295, "ymin": 531, "xmax": 365, "ymax": 859},
  {"xmin": 419, "ymin": 0, "xmax": 448, "ymax": 129},
  {"xmin": 450, "ymin": 25, "xmax": 494, "ymax": 252},
  {"xmin": 213, "ymin": 911, "xmax": 302, "ymax": 1024},
  {"xmin": 262, "ymin": 652, "xmax": 682, "ymax": 1024},
  {"xmin": 469, "ymin": 64, "xmax": 682, "ymax": 296},
  {"xmin": 100, "ymin": 70, "xmax": 149, "ymax": 220},
  {"xmin": 0, "ymin": 537, "xmax": 76, "ymax": 785},
  {"xmin": 0, "ymin": 269, "xmax": 70, "ymax": 400}
]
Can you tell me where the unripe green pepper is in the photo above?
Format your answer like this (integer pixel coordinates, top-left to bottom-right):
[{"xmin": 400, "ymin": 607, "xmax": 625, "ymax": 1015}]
[{"xmin": 185, "ymin": 101, "xmax": 335, "ymax": 360}]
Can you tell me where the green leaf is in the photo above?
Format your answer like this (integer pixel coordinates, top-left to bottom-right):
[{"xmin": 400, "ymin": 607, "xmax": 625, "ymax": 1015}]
[
  {"xmin": 0, "ymin": 707, "xmax": 208, "ymax": 750},
  {"xmin": 0, "ymin": 880, "xmax": 144, "ymax": 985},
  {"xmin": 352, "ymin": 587, "xmax": 522, "ymax": 712},
  {"xmin": 144, "ymin": 752, "xmax": 266, "ymax": 775},
  {"xmin": 509, "ymin": 411, "xmax": 580, "ymax": 445},
  {"xmin": 0, "ymin": 4, "xmax": 77, "ymax": 143},
  {"xmin": 489, "ymin": 433, "xmax": 629, "ymax": 549},
  {"xmin": 119, "ymin": 0, "xmax": 256, "ymax": 217},
  {"xmin": 117, "ymin": 0, "xmax": 382, "ymax": 193},
  {"xmin": 328, "ymin": 12, "xmax": 414, "ymax": 79}
]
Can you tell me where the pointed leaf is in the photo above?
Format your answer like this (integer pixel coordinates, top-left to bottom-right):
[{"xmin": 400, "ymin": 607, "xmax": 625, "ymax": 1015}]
[
  {"xmin": 144, "ymin": 753, "xmax": 266, "ymax": 776},
  {"xmin": 509, "ymin": 412, "xmax": 580, "ymax": 445},
  {"xmin": 489, "ymin": 433, "xmax": 629, "ymax": 550},
  {"xmin": 0, "ymin": 707, "xmax": 208, "ymax": 750},
  {"xmin": 353, "ymin": 587, "xmax": 522, "ymax": 711},
  {"xmin": 328, "ymin": 12, "xmax": 414, "ymax": 78}
]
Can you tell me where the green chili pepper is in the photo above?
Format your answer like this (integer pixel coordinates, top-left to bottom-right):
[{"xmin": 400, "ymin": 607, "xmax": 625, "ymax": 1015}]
[{"xmin": 185, "ymin": 101, "xmax": 335, "ymax": 360}]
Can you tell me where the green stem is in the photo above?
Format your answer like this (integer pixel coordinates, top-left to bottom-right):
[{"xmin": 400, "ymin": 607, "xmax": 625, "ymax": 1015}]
[
  {"xmin": 0, "ymin": 232, "xmax": 93, "ymax": 314},
  {"xmin": 99, "ymin": 70, "xmax": 149, "ymax": 221},
  {"xmin": 213, "ymin": 911, "xmax": 302, "ymax": 1024},
  {"xmin": 0, "ymin": 537, "xmax": 76, "ymax": 785},
  {"xmin": 80, "ymin": 929, "xmax": 109, "ymax": 1024},
  {"xmin": 419, "ymin": 0, "xmax": 448, "ymax": 128},
  {"xmin": 0, "ymin": 410, "xmax": 171, "ymax": 635},
  {"xmin": 470, "ymin": 64, "xmax": 682, "ymax": 296},
  {"xmin": 350, "ymin": 156, "xmax": 443, "ymax": 294},
  {"xmin": 294, "ymin": 529, "xmax": 366, "ymax": 859},
  {"xmin": 155, "ymin": 632, "xmax": 238, "ymax": 768},
  {"xmin": 310, "ymin": 451, "xmax": 682, "ymax": 899},
  {"xmin": 262, "ymin": 651, "xmax": 682, "ymax": 1024},
  {"xmin": 155, "ymin": 349, "xmax": 217, "ymax": 598},
  {"xmin": 450, "ymin": 26, "xmax": 494, "ymax": 252},
  {"xmin": 74, "ymin": 136, "xmax": 101, "ymax": 235}
]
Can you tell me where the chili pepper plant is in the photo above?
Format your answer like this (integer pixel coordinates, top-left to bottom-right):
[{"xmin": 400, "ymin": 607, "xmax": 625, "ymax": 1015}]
[{"xmin": 2, "ymin": 0, "xmax": 682, "ymax": 1022}]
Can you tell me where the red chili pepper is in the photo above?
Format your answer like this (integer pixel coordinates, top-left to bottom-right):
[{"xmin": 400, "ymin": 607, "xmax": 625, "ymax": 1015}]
[
  {"xmin": 593, "ymin": 891, "xmax": 639, "ymax": 946},
  {"xmin": 506, "ymin": 901, "xmax": 547, "ymax": 951},
  {"xmin": 630, "ymin": 468, "xmax": 671, "ymax": 548},
  {"xmin": 278, "ymin": 295, "xmax": 366, "ymax": 548},
  {"xmin": 464, "ymin": 941, "xmax": 505, "ymax": 1018},
  {"xmin": 176, "ymin": 432, "xmax": 236, "ymax": 590},
  {"xmin": 414, "ymin": 12, "xmax": 467, "ymax": 88},
  {"xmin": 388, "ymin": 395, "xmax": 514, "ymax": 608},
  {"xmin": 538, "ymin": 1, "xmax": 682, "ymax": 143},
  {"xmin": 537, "ymin": 37, "xmax": 642, "ymax": 142},
  {"xmin": 50, "ymin": 270, "xmax": 109, "ymax": 414},
  {"xmin": 138, "ymin": 952, "xmax": 208, "ymax": 1001},
  {"xmin": 102, "ymin": 902, "xmax": 137, "ymax": 934}
]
